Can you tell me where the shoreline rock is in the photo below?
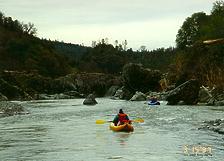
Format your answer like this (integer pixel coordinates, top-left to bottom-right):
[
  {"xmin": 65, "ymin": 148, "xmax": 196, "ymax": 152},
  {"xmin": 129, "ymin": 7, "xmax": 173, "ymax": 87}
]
[
  {"xmin": 0, "ymin": 101, "xmax": 29, "ymax": 117},
  {"xmin": 199, "ymin": 119, "xmax": 224, "ymax": 135},
  {"xmin": 166, "ymin": 79, "xmax": 200, "ymax": 105},
  {"xmin": 130, "ymin": 91, "xmax": 146, "ymax": 101},
  {"xmin": 83, "ymin": 94, "xmax": 98, "ymax": 105}
]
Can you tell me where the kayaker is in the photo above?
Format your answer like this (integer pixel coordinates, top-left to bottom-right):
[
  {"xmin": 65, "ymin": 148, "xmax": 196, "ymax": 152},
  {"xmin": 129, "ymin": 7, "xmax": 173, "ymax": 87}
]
[
  {"xmin": 113, "ymin": 109, "xmax": 130, "ymax": 126},
  {"xmin": 149, "ymin": 95, "xmax": 157, "ymax": 103}
]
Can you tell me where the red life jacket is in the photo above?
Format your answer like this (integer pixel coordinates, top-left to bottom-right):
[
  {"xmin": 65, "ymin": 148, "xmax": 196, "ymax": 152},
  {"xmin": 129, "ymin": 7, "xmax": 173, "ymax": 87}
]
[{"xmin": 118, "ymin": 113, "xmax": 128, "ymax": 123}]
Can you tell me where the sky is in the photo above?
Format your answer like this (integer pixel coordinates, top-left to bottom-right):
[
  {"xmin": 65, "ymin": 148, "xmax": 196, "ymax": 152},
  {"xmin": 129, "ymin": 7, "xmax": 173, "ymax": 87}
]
[{"xmin": 0, "ymin": 0, "xmax": 217, "ymax": 50}]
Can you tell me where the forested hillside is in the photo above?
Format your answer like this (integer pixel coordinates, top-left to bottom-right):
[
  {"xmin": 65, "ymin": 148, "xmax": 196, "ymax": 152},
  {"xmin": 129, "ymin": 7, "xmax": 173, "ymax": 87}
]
[{"xmin": 0, "ymin": 12, "xmax": 71, "ymax": 77}]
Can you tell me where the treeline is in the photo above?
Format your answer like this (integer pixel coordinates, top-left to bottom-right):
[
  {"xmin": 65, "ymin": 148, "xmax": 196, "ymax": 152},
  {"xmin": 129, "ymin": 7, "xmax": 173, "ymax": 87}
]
[
  {"xmin": 74, "ymin": 41, "xmax": 176, "ymax": 74},
  {"xmin": 171, "ymin": 0, "xmax": 224, "ymax": 88}
]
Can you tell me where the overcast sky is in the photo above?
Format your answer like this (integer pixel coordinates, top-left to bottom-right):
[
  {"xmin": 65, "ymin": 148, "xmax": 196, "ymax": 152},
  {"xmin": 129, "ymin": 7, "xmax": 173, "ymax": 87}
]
[{"xmin": 0, "ymin": 0, "xmax": 217, "ymax": 50}]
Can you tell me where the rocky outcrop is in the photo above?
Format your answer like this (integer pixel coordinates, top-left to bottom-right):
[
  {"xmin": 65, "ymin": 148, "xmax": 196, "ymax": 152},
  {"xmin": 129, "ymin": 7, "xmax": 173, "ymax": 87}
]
[
  {"xmin": 0, "ymin": 93, "xmax": 8, "ymax": 101},
  {"xmin": 130, "ymin": 91, "xmax": 146, "ymax": 101},
  {"xmin": 166, "ymin": 79, "xmax": 200, "ymax": 105},
  {"xmin": 75, "ymin": 73, "xmax": 121, "ymax": 97},
  {"xmin": 113, "ymin": 86, "xmax": 133, "ymax": 100},
  {"xmin": 0, "ymin": 78, "xmax": 32, "ymax": 101},
  {"xmin": 0, "ymin": 101, "xmax": 29, "ymax": 117},
  {"xmin": 63, "ymin": 91, "xmax": 85, "ymax": 98},
  {"xmin": 146, "ymin": 91, "xmax": 168, "ymax": 101},
  {"xmin": 198, "ymin": 86, "xmax": 212, "ymax": 103},
  {"xmin": 0, "ymin": 71, "xmax": 121, "ymax": 100},
  {"xmin": 206, "ymin": 86, "xmax": 224, "ymax": 106},
  {"xmin": 105, "ymin": 85, "xmax": 120, "ymax": 97},
  {"xmin": 35, "ymin": 91, "xmax": 85, "ymax": 100},
  {"xmin": 199, "ymin": 119, "xmax": 224, "ymax": 135},
  {"xmin": 122, "ymin": 63, "xmax": 162, "ymax": 93},
  {"xmin": 0, "ymin": 71, "xmax": 77, "ymax": 96},
  {"xmin": 83, "ymin": 94, "xmax": 98, "ymax": 105}
]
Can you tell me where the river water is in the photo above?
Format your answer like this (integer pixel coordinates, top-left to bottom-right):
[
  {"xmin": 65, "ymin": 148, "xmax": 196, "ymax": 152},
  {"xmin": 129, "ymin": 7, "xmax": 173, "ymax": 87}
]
[{"xmin": 0, "ymin": 98, "xmax": 223, "ymax": 161}]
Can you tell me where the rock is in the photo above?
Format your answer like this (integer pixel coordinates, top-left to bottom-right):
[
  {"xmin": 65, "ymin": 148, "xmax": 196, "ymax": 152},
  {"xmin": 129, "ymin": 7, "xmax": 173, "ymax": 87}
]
[
  {"xmin": 206, "ymin": 97, "xmax": 216, "ymax": 106},
  {"xmin": 34, "ymin": 94, "xmax": 52, "ymax": 100},
  {"xmin": 113, "ymin": 86, "xmax": 133, "ymax": 100},
  {"xmin": 83, "ymin": 94, "xmax": 98, "ymax": 105},
  {"xmin": 206, "ymin": 87, "xmax": 224, "ymax": 106},
  {"xmin": 215, "ymin": 100, "xmax": 224, "ymax": 106},
  {"xmin": 198, "ymin": 86, "xmax": 212, "ymax": 103},
  {"xmin": 166, "ymin": 79, "xmax": 200, "ymax": 105},
  {"xmin": 35, "ymin": 91, "xmax": 84, "ymax": 100},
  {"xmin": 146, "ymin": 91, "xmax": 168, "ymax": 101},
  {"xmin": 74, "ymin": 73, "xmax": 122, "ymax": 97},
  {"xmin": 0, "ymin": 78, "xmax": 32, "ymax": 101},
  {"xmin": 0, "ymin": 101, "xmax": 29, "ymax": 117},
  {"xmin": 53, "ymin": 93, "xmax": 72, "ymax": 99},
  {"xmin": 199, "ymin": 119, "xmax": 224, "ymax": 135},
  {"xmin": 0, "ymin": 70, "xmax": 122, "ymax": 100},
  {"xmin": 63, "ymin": 91, "xmax": 85, "ymax": 98},
  {"xmin": 130, "ymin": 91, "xmax": 146, "ymax": 101},
  {"xmin": 55, "ymin": 74, "xmax": 77, "ymax": 91},
  {"xmin": 113, "ymin": 88, "xmax": 124, "ymax": 99},
  {"xmin": 122, "ymin": 63, "xmax": 162, "ymax": 93},
  {"xmin": 0, "ymin": 93, "xmax": 8, "ymax": 101},
  {"xmin": 105, "ymin": 86, "xmax": 120, "ymax": 97}
]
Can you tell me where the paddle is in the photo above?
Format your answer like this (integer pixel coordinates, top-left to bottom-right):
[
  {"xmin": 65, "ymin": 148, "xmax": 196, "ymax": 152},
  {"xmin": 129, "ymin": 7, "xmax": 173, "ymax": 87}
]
[
  {"xmin": 95, "ymin": 120, "xmax": 113, "ymax": 124},
  {"xmin": 96, "ymin": 118, "xmax": 144, "ymax": 124}
]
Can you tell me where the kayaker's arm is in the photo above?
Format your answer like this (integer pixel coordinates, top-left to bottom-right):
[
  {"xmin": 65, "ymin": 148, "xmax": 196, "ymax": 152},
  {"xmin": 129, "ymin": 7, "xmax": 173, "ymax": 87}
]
[{"xmin": 113, "ymin": 115, "xmax": 119, "ymax": 125}]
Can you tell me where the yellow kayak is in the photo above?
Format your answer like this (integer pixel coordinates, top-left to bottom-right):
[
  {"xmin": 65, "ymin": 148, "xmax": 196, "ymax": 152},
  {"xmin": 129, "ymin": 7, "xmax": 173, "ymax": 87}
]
[{"xmin": 109, "ymin": 123, "xmax": 134, "ymax": 132}]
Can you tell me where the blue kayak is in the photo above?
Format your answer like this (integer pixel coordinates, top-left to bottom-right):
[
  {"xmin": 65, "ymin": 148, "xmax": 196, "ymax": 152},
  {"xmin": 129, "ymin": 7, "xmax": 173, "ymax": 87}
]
[{"xmin": 148, "ymin": 101, "xmax": 160, "ymax": 105}]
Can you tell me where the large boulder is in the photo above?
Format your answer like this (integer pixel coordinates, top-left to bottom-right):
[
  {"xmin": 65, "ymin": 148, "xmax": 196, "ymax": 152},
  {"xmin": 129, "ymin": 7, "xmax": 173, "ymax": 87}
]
[
  {"xmin": 130, "ymin": 91, "xmax": 146, "ymax": 101},
  {"xmin": 113, "ymin": 86, "xmax": 133, "ymax": 100},
  {"xmin": 146, "ymin": 91, "xmax": 169, "ymax": 101},
  {"xmin": 198, "ymin": 86, "xmax": 212, "ymax": 103},
  {"xmin": 0, "ymin": 93, "xmax": 8, "ymax": 101},
  {"xmin": 122, "ymin": 63, "xmax": 162, "ymax": 93},
  {"xmin": 199, "ymin": 119, "xmax": 224, "ymax": 135},
  {"xmin": 83, "ymin": 94, "xmax": 98, "ymax": 105},
  {"xmin": 166, "ymin": 79, "xmax": 200, "ymax": 105},
  {"xmin": 105, "ymin": 85, "xmax": 120, "ymax": 97},
  {"xmin": 75, "ymin": 73, "xmax": 122, "ymax": 97},
  {"xmin": 0, "ymin": 101, "xmax": 29, "ymax": 117},
  {"xmin": 206, "ymin": 86, "xmax": 224, "ymax": 106},
  {"xmin": 0, "ymin": 78, "xmax": 32, "ymax": 101}
]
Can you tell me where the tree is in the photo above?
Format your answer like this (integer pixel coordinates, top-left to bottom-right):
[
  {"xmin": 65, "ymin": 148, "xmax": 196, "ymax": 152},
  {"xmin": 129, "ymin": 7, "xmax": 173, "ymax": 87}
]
[
  {"xmin": 22, "ymin": 22, "xmax": 37, "ymax": 35},
  {"xmin": 114, "ymin": 40, "xmax": 118, "ymax": 47},
  {"xmin": 139, "ymin": 45, "xmax": 147, "ymax": 52},
  {"xmin": 0, "ymin": 12, "xmax": 4, "ymax": 25},
  {"xmin": 122, "ymin": 40, "xmax": 128, "ymax": 51},
  {"xmin": 92, "ymin": 41, "xmax": 96, "ymax": 48},
  {"xmin": 211, "ymin": 0, "xmax": 224, "ymax": 16},
  {"xmin": 176, "ymin": 12, "xmax": 208, "ymax": 49},
  {"xmin": 209, "ymin": 1, "xmax": 224, "ymax": 38}
]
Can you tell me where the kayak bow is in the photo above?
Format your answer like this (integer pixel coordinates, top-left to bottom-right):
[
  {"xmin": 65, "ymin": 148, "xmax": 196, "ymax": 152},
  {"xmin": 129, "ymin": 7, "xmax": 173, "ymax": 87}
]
[{"xmin": 109, "ymin": 123, "xmax": 134, "ymax": 132}]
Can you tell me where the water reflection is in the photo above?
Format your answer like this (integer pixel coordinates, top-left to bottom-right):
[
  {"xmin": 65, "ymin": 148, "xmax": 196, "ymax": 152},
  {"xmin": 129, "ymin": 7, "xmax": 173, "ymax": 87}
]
[{"xmin": 114, "ymin": 132, "xmax": 132, "ymax": 146}]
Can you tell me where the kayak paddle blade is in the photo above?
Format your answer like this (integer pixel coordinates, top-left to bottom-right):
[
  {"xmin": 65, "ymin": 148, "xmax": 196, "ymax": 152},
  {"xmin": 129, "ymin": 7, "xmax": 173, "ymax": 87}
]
[
  {"xmin": 133, "ymin": 118, "xmax": 144, "ymax": 123},
  {"xmin": 96, "ymin": 120, "xmax": 106, "ymax": 124}
]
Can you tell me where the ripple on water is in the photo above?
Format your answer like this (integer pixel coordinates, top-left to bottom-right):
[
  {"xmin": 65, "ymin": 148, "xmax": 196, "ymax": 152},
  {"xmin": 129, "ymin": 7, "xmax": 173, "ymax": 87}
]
[{"xmin": 0, "ymin": 98, "xmax": 223, "ymax": 161}]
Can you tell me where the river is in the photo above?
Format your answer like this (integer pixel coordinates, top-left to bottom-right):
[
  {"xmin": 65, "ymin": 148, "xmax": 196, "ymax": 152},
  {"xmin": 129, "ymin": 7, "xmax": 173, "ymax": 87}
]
[{"xmin": 0, "ymin": 98, "xmax": 223, "ymax": 161}]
